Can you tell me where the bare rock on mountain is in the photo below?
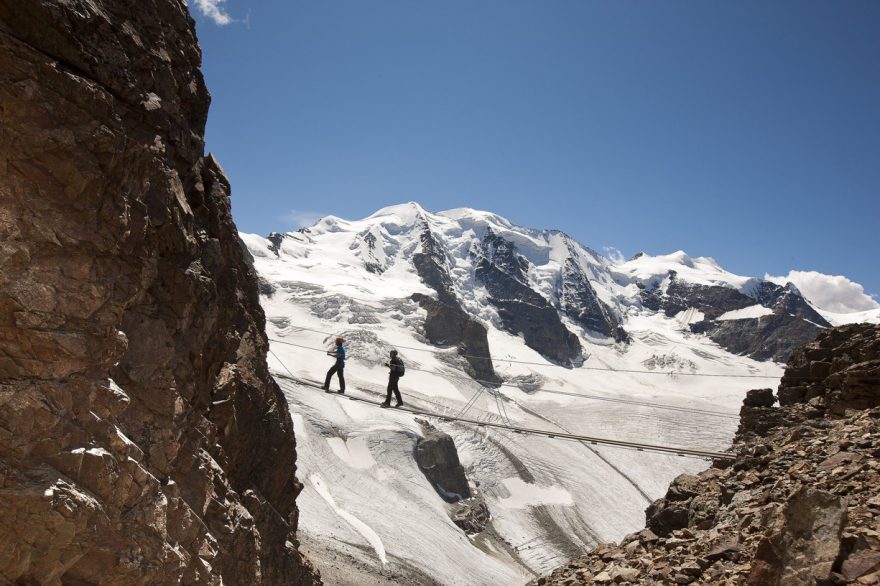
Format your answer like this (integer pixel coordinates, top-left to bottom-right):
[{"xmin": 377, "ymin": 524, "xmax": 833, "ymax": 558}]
[
  {"xmin": 0, "ymin": 1, "xmax": 317, "ymax": 583},
  {"xmin": 532, "ymin": 324, "xmax": 880, "ymax": 586},
  {"xmin": 779, "ymin": 322, "xmax": 880, "ymax": 413},
  {"xmin": 414, "ymin": 420, "xmax": 472, "ymax": 502},
  {"xmin": 412, "ymin": 225, "xmax": 501, "ymax": 383},
  {"xmin": 645, "ymin": 272, "xmax": 831, "ymax": 362},
  {"xmin": 748, "ymin": 487, "xmax": 847, "ymax": 586},
  {"xmin": 559, "ymin": 256, "xmax": 628, "ymax": 343},
  {"xmin": 475, "ymin": 229, "xmax": 582, "ymax": 366}
]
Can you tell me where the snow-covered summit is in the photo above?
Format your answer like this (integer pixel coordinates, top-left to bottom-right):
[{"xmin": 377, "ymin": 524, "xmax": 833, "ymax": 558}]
[
  {"xmin": 241, "ymin": 203, "xmax": 877, "ymax": 364},
  {"xmin": 240, "ymin": 202, "xmax": 875, "ymax": 585},
  {"xmin": 614, "ymin": 250, "xmax": 759, "ymax": 293}
]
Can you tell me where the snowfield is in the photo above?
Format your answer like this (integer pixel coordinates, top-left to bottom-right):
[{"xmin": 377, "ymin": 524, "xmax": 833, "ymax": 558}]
[{"xmin": 241, "ymin": 203, "xmax": 872, "ymax": 585}]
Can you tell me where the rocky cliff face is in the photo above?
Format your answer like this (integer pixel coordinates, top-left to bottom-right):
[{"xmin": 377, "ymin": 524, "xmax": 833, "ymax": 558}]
[
  {"xmin": 559, "ymin": 255, "xmax": 628, "ymax": 344},
  {"xmin": 414, "ymin": 419, "xmax": 472, "ymax": 502},
  {"xmin": 0, "ymin": 2, "xmax": 317, "ymax": 583},
  {"xmin": 412, "ymin": 224, "xmax": 500, "ymax": 383},
  {"xmin": 475, "ymin": 228, "xmax": 583, "ymax": 366},
  {"xmin": 533, "ymin": 324, "xmax": 880, "ymax": 585},
  {"xmin": 644, "ymin": 272, "xmax": 831, "ymax": 362}
]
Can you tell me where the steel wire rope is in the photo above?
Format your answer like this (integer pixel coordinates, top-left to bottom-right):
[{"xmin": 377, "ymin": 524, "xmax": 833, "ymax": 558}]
[
  {"xmin": 492, "ymin": 389, "xmax": 511, "ymax": 426},
  {"xmin": 271, "ymin": 319, "xmax": 880, "ymax": 384},
  {"xmin": 272, "ymin": 326, "xmax": 799, "ymax": 380},
  {"xmin": 272, "ymin": 375, "xmax": 727, "ymax": 461},
  {"xmin": 267, "ymin": 337, "xmax": 742, "ymax": 419},
  {"xmin": 269, "ymin": 347, "xmax": 729, "ymax": 458},
  {"xmin": 269, "ymin": 346, "xmax": 732, "ymax": 440},
  {"xmin": 269, "ymin": 354, "xmax": 729, "ymax": 441}
]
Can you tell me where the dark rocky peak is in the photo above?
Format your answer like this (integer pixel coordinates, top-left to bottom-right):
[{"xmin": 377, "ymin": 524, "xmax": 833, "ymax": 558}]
[
  {"xmin": 661, "ymin": 273, "xmax": 754, "ymax": 320},
  {"xmin": 355, "ymin": 228, "xmax": 385, "ymax": 274},
  {"xmin": 412, "ymin": 224, "xmax": 500, "ymax": 383},
  {"xmin": 693, "ymin": 311, "xmax": 827, "ymax": 363},
  {"xmin": 474, "ymin": 230, "xmax": 582, "ymax": 366},
  {"xmin": 267, "ymin": 231, "xmax": 285, "ymax": 256},
  {"xmin": 559, "ymin": 257, "xmax": 629, "ymax": 343},
  {"xmin": 363, "ymin": 230, "xmax": 377, "ymax": 250},
  {"xmin": 639, "ymin": 271, "xmax": 829, "ymax": 363},
  {"xmin": 690, "ymin": 280, "xmax": 829, "ymax": 363},
  {"xmin": 418, "ymin": 219, "xmax": 445, "ymax": 257},
  {"xmin": 753, "ymin": 280, "xmax": 830, "ymax": 326},
  {"xmin": 266, "ymin": 230, "xmax": 311, "ymax": 257},
  {"xmin": 475, "ymin": 227, "xmax": 531, "ymax": 285},
  {"xmin": 413, "ymin": 223, "xmax": 456, "ymax": 306}
]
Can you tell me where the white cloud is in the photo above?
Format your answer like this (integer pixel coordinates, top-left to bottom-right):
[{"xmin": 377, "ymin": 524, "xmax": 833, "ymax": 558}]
[
  {"xmin": 765, "ymin": 270, "xmax": 880, "ymax": 314},
  {"xmin": 192, "ymin": 0, "xmax": 232, "ymax": 26},
  {"xmin": 602, "ymin": 246, "xmax": 625, "ymax": 265},
  {"xmin": 284, "ymin": 209, "xmax": 325, "ymax": 229}
]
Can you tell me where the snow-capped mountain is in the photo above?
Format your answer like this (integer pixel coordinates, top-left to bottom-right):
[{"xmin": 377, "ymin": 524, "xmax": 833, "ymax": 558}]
[
  {"xmin": 247, "ymin": 201, "xmax": 850, "ymax": 367},
  {"xmin": 239, "ymin": 202, "xmax": 875, "ymax": 585}
]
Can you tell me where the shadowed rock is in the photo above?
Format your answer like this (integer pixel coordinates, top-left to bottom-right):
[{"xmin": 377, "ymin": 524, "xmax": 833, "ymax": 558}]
[
  {"xmin": 412, "ymin": 224, "xmax": 501, "ymax": 383},
  {"xmin": 0, "ymin": 2, "xmax": 317, "ymax": 583},
  {"xmin": 414, "ymin": 420, "xmax": 472, "ymax": 502},
  {"xmin": 475, "ymin": 229, "xmax": 582, "ymax": 366},
  {"xmin": 643, "ymin": 272, "xmax": 831, "ymax": 362}
]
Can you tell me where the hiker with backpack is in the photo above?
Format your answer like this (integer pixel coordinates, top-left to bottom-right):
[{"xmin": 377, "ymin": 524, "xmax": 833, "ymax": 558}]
[
  {"xmin": 381, "ymin": 349, "xmax": 404, "ymax": 408},
  {"xmin": 322, "ymin": 336, "xmax": 346, "ymax": 394}
]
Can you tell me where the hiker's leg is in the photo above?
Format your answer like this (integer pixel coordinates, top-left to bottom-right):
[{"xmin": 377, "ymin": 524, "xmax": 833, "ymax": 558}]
[
  {"xmin": 324, "ymin": 365, "xmax": 336, "ymax": 389},
  {"xmin": 392, "ymin": 378, "xmax": 402, "ymax": 403},
  {"xmin": 337, "ymin": 367, "xmax": 345, "ymax": 391}
]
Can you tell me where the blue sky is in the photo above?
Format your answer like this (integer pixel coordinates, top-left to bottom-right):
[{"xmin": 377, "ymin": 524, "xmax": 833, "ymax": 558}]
[{"xmin": 191, "ymin": 0, "xmax": 879, "ymax": 297}]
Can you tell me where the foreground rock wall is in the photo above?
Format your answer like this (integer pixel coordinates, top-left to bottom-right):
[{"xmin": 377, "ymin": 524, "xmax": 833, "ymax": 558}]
[
  {"xmin": 534, "ymin": 324, "xmax": 880, "ymax": 585},
  {"xmin": 0, "ymin": 1, "xmax": 317, "ymax": 583}
]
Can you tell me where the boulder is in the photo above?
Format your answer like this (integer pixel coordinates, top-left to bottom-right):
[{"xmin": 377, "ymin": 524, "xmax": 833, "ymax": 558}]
[
  {"xmin": 452, "ymin": 497, "xmax": 491, "ymax": 534},
  {"xmin": 743, "ymin": 388, "xmax": 776, "ymax": 408},
  {"xmin": 748, "ymin": 488, "xmax": 846, "ymax": 585},
  {"xmin": 414, "ymin": 421, "xmax": 472, "ymax": 501}
]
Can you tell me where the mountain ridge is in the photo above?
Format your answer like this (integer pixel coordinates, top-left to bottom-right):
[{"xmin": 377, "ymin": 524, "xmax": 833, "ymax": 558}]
[{"xmin": 244, "ymin": 202, "xmax": 875, "ymax": 367}]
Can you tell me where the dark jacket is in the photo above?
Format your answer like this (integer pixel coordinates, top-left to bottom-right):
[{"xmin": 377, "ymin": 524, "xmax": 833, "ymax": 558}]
[{"xmin": 388, "ymin": 356, "xmax": 403, "ymax": 378}]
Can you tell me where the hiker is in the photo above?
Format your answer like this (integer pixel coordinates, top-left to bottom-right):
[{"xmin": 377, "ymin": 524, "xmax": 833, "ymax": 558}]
[
  {"xmin": 381, "ymin": 349, "xmax": 404, "ymax": 408},
  {"xmin": 322, "ymin": 336, "xmax": 346, "ymax": 393}
]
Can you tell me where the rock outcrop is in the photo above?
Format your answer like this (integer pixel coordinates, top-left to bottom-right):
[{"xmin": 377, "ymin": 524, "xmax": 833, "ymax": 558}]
[
  {"xmin": 475, "ymin": 229, "xmax": 582, "ymax": 366},
  {"xmin": 414, "ymin": 420, "xmax": 472, "ymax": 502},
  {"xmin": 778, "ymin": 323, "xmax": 880, "ymax": 414},
  {"xmin": 559, "ymin": 255, "xmax": 628, "ymax": 343},
  {"xmin": 0, "ymin": 2, "xmax": 317, "ymax": 583},
  {"xmin": 642, "ymin": 272, "xmax": 831, "ymax": 362},
  {"xmin": 532, "ymin": 324, "xmax": 880, "ymax": 585},
  {"xmin": 412, "ymin": 225, "xmax": 500, "ymax": 383}
]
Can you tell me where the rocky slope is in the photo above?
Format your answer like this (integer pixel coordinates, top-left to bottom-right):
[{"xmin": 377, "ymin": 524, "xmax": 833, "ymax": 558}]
[
  {"xmin": 532, "ymin": 323, "xmax": 880, "ymax": 585},
  {"xmin": 0, "ymin": 1, "xmax": 317, "ymax": 583},
  {"xmin": 638, "ymin": 266, "xmax": 831, "ymax": 362}
]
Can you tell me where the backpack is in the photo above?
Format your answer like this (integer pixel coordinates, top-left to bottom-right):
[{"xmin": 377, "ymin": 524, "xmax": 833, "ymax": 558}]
[{"xmin": 396, "ymin": 360, "xmax": 405, "ymax": 377}]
